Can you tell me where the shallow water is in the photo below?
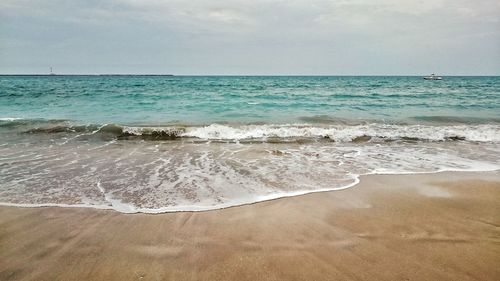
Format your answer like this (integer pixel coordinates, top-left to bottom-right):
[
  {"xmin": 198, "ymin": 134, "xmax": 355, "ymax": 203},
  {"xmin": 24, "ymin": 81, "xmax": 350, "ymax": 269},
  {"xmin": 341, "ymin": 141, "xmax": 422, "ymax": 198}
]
[{"xmin": 1, "ymin": 76, "xmax": 499, "ymax": 213}]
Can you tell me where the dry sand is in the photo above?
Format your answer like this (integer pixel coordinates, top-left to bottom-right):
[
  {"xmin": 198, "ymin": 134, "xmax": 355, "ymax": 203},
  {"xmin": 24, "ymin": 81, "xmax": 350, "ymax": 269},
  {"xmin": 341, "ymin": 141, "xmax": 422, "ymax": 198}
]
[{"xmin": 1, "ymin": 171, "xmax": 499, "ymax": 281}]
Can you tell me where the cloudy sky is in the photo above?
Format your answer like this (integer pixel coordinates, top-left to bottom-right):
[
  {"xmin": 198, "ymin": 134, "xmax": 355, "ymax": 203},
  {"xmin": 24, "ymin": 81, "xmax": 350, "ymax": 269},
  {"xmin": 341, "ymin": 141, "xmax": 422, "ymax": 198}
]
[{"xmin": 1, "ymin": 0, "xmax": 499, "ymax": 75}]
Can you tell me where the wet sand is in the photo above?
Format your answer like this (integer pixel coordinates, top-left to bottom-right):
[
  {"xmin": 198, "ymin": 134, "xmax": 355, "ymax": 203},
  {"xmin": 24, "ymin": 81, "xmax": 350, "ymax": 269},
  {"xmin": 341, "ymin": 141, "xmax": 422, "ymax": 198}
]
[{"xmin": 0, "ymin": 171, "xmax": 499, "ymax": 281}]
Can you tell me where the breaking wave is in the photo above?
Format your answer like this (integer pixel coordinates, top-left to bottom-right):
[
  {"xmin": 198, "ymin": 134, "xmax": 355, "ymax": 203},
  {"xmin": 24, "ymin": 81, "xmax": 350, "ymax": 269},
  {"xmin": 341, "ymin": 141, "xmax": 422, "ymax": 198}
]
[
  {"xmin": 178, "ymin": 123, "xmax": 500, "ymax": 142},
  {"xmin": 1, "ymin": 118, "xmax": 500, "ymax": 214},
  {"xmin": 2, "ymin": 118, "xmax": 499, "ymax": 143}
]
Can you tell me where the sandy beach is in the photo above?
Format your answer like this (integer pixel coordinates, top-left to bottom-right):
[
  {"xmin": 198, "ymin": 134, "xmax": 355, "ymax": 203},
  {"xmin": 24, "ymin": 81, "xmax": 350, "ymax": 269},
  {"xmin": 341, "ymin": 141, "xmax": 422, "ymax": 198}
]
[
  {"xmin": 3, "ymin": 0, "xmax": 500, "ymax": 280},
  {"xmin": 1, "ymin": 171, "xmax": 499, "ymax": 281}
]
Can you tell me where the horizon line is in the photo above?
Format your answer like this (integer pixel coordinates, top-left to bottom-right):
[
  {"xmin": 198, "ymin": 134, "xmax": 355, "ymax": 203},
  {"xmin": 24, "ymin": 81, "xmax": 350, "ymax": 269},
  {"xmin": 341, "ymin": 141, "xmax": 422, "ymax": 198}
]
[{"xmin": 1, "ymin": 74, "xmax": 499, "ymax": 77}]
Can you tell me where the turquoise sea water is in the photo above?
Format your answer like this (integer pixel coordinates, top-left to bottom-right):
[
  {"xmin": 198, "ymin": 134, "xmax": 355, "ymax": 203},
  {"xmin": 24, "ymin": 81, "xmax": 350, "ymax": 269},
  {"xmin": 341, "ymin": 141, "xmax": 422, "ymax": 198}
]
[
  {"xmin": 0, "ymin": 76, "xmax": 499, "ymax": 213},
  {"xmin": 1, "ymin": 76, "xmax": 499, "ymax": 125}
]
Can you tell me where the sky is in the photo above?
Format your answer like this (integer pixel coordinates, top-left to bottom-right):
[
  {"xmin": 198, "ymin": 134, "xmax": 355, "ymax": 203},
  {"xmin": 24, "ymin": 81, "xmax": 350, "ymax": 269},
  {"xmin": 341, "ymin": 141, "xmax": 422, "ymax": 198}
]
[{"xmin": 1, "ymin": 0, "xmax": 499, "ymax": 75}]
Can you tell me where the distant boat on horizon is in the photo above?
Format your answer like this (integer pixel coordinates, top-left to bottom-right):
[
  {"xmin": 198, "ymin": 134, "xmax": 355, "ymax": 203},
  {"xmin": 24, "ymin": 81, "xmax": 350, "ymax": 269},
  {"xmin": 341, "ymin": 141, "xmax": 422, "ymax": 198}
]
[{"xmin": 423, "ymin": 74, "xmax": 442, "ymax": 80}]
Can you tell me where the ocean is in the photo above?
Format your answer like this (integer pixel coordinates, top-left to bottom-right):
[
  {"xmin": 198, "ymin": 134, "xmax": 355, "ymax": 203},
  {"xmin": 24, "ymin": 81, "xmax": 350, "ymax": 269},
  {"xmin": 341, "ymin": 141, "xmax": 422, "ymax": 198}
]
[{"xmin": 1, "ymin": 75, "xmax": 499, "ymax": 213}]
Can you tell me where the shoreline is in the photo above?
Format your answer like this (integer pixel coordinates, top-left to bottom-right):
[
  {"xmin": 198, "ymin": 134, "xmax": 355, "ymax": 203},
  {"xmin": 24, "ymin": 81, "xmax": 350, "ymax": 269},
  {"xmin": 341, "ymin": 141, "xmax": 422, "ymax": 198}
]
[
  {"xmin": 0, "ymin": 169, "xmax": 498, "ymax": 214},
  {"xmin": 1, "ymin": 171, "xmax": 499, "ymax": 280}
]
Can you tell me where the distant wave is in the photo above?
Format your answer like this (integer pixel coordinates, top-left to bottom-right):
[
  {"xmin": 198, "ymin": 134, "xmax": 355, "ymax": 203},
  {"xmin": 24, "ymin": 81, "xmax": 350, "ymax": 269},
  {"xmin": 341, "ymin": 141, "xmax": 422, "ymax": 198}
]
[{"xmin": 0, "ymin": 117, "xmax": 23, "ymax": 121}]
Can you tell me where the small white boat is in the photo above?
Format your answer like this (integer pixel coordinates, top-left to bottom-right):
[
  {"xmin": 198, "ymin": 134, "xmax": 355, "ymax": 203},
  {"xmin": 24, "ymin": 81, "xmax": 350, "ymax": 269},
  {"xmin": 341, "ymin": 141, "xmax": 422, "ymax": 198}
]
[{"xmin": 423, "ymin": 74, "xmax": 442, "ymax": 80}]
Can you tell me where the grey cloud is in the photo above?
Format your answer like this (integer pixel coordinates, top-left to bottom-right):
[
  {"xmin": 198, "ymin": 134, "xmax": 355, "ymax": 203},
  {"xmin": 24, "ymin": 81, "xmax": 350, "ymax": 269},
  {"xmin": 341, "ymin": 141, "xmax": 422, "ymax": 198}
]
[{"xmin": 1, "ymin": 0, "xmax": 499, "ymax": 74}]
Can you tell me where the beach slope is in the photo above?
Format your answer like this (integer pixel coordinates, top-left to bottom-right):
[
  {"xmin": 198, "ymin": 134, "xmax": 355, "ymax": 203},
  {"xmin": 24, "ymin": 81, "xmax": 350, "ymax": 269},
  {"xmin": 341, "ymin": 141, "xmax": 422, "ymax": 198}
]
[{"xmin": 1, "ymin": 171, "xmax": 499, "ymax": 281}]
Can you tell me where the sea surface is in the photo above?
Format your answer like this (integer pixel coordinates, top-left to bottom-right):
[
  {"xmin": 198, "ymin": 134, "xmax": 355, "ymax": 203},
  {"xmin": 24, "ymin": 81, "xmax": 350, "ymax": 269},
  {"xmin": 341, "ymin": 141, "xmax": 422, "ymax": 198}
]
[{"xmin": 1, "ymin": 75, "xmax": 499, "ymax": 213}]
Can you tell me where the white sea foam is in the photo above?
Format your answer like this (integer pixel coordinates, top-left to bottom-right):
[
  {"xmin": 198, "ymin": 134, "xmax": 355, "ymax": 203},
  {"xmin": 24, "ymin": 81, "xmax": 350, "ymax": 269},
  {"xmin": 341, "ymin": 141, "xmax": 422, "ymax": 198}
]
[
  {"xmin": 96, "ymin": 180, "xmax": 139, "ymax": 213},
  {"xmin": 176, "ymin": 124, "xmax": 500, "ymax": 142},
  {"xmin": 0, "ymin": 136, "xmax": 499, "ymax": 213},
  {"xmin": 0, "ymin": 117, "xmax": 22, "ymax": 121}
]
